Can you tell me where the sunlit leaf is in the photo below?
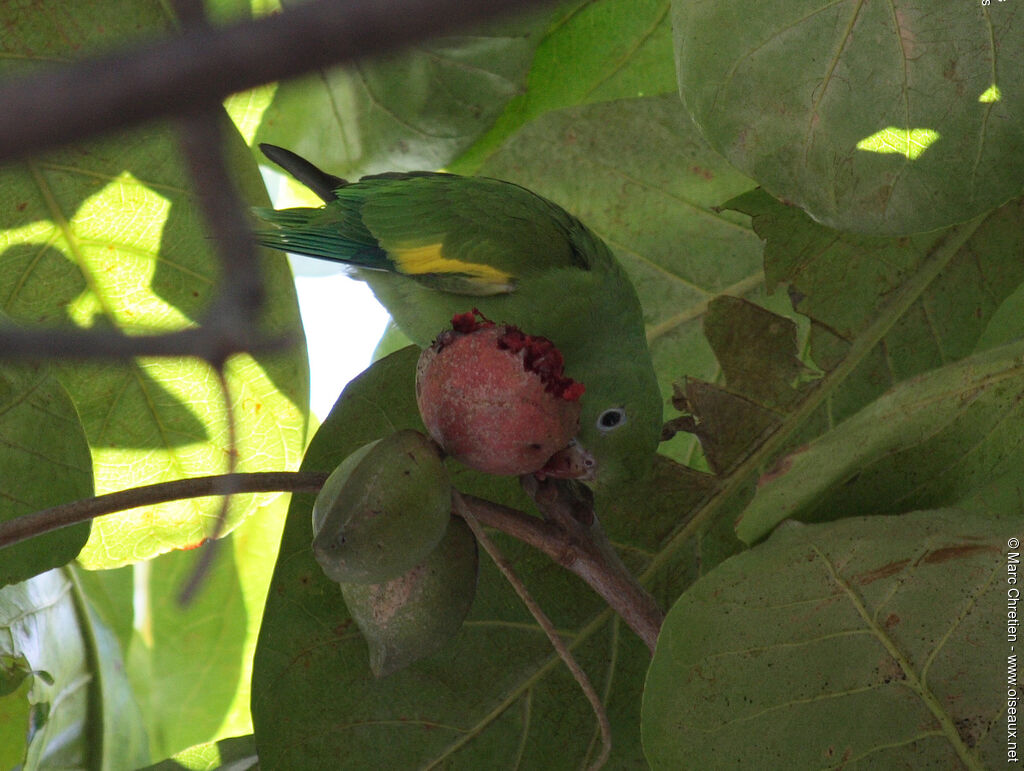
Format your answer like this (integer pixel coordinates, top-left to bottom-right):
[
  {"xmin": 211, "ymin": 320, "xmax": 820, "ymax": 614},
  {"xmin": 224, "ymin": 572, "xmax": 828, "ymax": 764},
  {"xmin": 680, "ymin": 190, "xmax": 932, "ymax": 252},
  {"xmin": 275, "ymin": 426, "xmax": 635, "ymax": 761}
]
[
  {"xmin": 855, "ymin": 126, "xmax": 940, "ymax": 160},
  {"xmin": 79, "ymin": 494, "xmax": 288, "ymax": 761},
  {"xmin": 978, "ymin": 84, "xmax": 1002, "ymax": 104},
  {"xmin": 0, "ymin": 2, "xmax": 309, "ymax": 567},
  {"xmin": 673, "ymin": 0, "xmax": 1024, "ymax": 234}
]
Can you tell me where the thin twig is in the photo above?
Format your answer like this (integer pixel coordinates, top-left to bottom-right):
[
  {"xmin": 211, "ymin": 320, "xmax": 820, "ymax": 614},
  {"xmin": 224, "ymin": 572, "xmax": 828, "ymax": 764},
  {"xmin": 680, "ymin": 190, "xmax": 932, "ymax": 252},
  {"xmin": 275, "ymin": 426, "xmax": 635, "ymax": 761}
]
[
  {"xmin": 0, "ymin": 471, "xmax": 328, "ymax": 549},
  {"xmin": 452, "ymin": 491, "xmax": 612, "ymax": 770},
  {"xmin": 0, "ymin": 0, "xmax": 552, "ymax": 165}
]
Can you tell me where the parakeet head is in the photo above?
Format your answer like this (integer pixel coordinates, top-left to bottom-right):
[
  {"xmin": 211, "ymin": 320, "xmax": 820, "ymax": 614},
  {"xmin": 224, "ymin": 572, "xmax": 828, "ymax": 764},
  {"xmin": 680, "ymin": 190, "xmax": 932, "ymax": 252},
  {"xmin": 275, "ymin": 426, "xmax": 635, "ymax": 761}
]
[{"xmin": 571, "ymin": 359, "xmax": 663, "ymax": 491}]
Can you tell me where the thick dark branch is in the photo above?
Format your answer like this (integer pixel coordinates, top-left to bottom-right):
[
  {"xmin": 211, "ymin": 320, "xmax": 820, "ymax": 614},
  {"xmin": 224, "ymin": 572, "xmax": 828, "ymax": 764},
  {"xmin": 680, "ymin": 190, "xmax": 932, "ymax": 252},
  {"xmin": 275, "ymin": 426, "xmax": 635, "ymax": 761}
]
[
  {"xmin": 0, "ymin": 326, "xmax": 295, "ymax": 361},
  {"xmin": 0, "ymin": 471, "xmax": 328, "ymax": 548},
  {"xmin": 177, "ymin": 113, "xmax": 265, "ymax": 341},
  {"xmin": 0, "ymin": 0, "xmax": 550, "ymax": 164}
]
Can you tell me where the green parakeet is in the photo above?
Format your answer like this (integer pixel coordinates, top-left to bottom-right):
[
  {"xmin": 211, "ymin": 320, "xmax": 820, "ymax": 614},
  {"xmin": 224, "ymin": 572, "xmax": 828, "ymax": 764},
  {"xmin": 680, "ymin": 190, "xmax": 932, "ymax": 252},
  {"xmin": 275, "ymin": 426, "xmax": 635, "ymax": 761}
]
[{"xmin": 255, "ymin": 144, "xmax": 662, "ymax": 490}]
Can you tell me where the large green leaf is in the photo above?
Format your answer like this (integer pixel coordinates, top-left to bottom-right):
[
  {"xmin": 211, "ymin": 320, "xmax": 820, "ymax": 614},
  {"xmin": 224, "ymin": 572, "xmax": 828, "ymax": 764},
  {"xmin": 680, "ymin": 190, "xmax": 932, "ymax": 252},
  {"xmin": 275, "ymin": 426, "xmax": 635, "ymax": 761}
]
[
  {"xmin": 0, "ymin": 568, "xmax": 149, "ymax": 771},
  {"xmin": 0, "ymin": 362, "xmax": 93, "ymax": 588},
  {"xmin": 673, "ymin": 0, "xmax": 1024, "ymax": 235},
  {"xmin": 737, "ymin": 338, "xmax": 1024, "ymax": 544},
  {"xmin": 0, "ymin": 1, "xmax": 309, "ymax": 567},
  {"xmin": 80, "ymin": 493, "xmax": 287, "ymax": 762},
  {"xmin": 451, "ymin": 0, "xmax": 677, "ymax": 173},
  {"xmin": 254, "ymin": 7, "xmax": 550, "ymax": 179},
  {"xmin": 730, "ymin": 188, "xmax": 1024, "ymax": 425},
  {"xmin": 643, "ymin": 509, "xmax": 1012, "ymax": 768},
  {"xmin": 253, "ymin": 348, "xmax": 667, "ymax": 767}
]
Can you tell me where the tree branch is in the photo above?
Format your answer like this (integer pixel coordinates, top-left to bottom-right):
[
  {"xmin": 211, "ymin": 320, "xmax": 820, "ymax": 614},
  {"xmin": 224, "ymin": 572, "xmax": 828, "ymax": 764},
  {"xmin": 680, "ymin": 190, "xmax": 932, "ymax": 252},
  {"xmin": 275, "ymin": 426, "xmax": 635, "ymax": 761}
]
[
  {"xmin": 0, "ymin": 0, "xmax": 552, "ymax": 165},
  {"xmin": 463, "ymin": 483, "xmax": 664, "ymax": 653},
  {"xmin": 0, "ymin": 471, "xmax": 328, "ymax": 549},
  {"xmin": 520, "ymin": 478, "xmax": 664, "ymax": 654},
  {"xmin": 0, "ymin": 325, "xmax": 296, "ymax": 362},
  {"xmin": 0, "ymin": 470, "xmax": 663, "ymax": 652},
  {"xmin": 454, "ymin": 491, "xmax": 612, "ymax": 769}
]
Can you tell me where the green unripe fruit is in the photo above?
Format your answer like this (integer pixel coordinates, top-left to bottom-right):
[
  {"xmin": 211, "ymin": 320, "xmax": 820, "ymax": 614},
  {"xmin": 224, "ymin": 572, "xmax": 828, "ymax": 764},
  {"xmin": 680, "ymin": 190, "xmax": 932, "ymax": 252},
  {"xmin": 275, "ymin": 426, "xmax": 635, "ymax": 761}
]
[
  {"xmin": 341, "ymin": 516, "xmax": 478, "ymax": 677},
  {"xmin": 312, "ymin": 429, "xmax": 451, "ymax": 584}
]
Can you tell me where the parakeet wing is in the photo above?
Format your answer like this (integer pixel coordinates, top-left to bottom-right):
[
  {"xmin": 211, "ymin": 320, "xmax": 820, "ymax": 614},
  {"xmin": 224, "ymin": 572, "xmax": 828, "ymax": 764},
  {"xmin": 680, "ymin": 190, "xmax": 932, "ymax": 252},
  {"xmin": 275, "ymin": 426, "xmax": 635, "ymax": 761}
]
[{"xmin": 256, "ymin": 167, "xmax": 605, "ymax": 296}]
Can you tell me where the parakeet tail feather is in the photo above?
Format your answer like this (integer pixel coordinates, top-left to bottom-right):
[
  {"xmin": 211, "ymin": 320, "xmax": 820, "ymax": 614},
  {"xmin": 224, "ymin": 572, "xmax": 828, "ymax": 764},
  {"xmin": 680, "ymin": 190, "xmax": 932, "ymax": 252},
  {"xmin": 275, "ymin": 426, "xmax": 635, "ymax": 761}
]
[{"xmin": 252, "ymin": 207, "xmax": 392, "ymax": 271}]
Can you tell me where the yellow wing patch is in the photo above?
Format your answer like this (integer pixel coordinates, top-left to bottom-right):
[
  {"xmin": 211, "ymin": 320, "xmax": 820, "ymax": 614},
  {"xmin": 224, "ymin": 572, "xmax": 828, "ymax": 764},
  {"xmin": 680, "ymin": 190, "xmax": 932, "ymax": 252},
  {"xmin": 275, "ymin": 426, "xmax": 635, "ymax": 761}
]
[{"xmin": 392, "ymin": 243, "xmax": 513, "ymax": 285}]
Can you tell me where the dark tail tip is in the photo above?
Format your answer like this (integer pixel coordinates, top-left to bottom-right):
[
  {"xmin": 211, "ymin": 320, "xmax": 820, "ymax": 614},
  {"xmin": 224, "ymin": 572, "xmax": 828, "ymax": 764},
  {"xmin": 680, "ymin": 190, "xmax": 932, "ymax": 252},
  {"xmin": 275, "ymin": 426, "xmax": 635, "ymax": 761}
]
[{"xmin": 258, "ymin": 143, "xmax": 346, "ymax": 203}]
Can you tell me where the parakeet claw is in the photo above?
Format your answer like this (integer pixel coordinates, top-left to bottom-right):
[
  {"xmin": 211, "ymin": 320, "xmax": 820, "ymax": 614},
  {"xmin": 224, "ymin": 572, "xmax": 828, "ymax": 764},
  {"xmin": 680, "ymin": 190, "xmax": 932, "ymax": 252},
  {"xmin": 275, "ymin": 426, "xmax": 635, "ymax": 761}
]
[{"xmin": 537, "ymin": 440, "xmax": 596, "ymax": 481}]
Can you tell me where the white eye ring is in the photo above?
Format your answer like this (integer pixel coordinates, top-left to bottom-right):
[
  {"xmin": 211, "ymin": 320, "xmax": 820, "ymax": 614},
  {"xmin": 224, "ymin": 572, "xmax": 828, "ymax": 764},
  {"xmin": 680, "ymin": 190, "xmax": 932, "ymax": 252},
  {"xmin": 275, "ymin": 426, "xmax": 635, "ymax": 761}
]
[{"xmin": 597, "ymin": 407, "xmax": 627, "ymax": 432}]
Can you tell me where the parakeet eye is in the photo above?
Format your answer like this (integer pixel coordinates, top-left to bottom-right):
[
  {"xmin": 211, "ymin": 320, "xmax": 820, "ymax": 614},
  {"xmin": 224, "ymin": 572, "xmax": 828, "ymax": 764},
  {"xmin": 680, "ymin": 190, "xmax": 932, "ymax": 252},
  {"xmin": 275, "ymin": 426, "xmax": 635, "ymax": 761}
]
[{"xmin": 597, "ymin": 407, "xmax": 627, "ymax": 432}]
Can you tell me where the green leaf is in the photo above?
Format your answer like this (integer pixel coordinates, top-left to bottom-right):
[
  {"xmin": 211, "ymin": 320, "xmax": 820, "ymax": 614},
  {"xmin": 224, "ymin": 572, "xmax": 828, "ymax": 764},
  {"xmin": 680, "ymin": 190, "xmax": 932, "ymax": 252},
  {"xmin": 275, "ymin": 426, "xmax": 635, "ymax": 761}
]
[
  {"xmin": 0, "ymin": 362, "xmax": 93, "ymax": 588},
  {"xmin": 977, "ymin": 280, "xmax": 1024, "ymax": 352},
  {"xmin": 729, "ymin": 188, "xmax": 1024, "ymax": 424},
  {"xmin": 673, "ymin": 0, "xmax": 1024, "ymax": 234},
  {"xmin": 254, "ymin": 10, "xmax": 550, "ymax": 178},
  {"xmin": 737, "ymin": 338, "xmax": 1024, "ymax": 544},
  {"xmin": 0, "ymin": 568, "xmax": 149, "ymax": 771},
  {"xmin": 451, "ymin": 0, "xmax": 677, "ymax": 172},
  {"xmin": 120, "ymin": 494, "xmax": 287, "ymax": 761},
  {"xmin": 69, "ymin": 566, "xmax": 151, "ymax": 770},
  {"xmin": 0, "ymin": 2, "xmax": 309, "ymax": 567},
  {"xmin": 140, "ymin": 734, "xmax": 258, "ymax": 771},
  {"xmin": 643, "ymin": 509, "xmax": 1012, "ymax": 768},
  {"xmin": 0, "ymin": 654, "xmax": 34, "ymax": 769},
  {"xmin": 126, "ymin": 548, "xmax": 246, "ymax": 761}
]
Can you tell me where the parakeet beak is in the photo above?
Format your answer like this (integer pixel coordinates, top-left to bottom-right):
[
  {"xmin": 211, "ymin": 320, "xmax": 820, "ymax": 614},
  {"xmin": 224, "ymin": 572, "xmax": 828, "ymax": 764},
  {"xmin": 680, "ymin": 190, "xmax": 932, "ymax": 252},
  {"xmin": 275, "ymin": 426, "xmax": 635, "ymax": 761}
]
[{"xmin": 537, "ymin": 440, "xmax": 596, "ymax": 481}]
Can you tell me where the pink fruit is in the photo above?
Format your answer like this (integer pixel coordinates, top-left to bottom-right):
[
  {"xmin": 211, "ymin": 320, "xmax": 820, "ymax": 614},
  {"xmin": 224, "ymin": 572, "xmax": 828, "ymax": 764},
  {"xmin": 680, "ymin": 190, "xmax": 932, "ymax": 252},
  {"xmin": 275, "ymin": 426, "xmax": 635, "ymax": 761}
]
[{"xmin": 416, "ymin": 311, "xmax": 588, "ymax": 477}]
